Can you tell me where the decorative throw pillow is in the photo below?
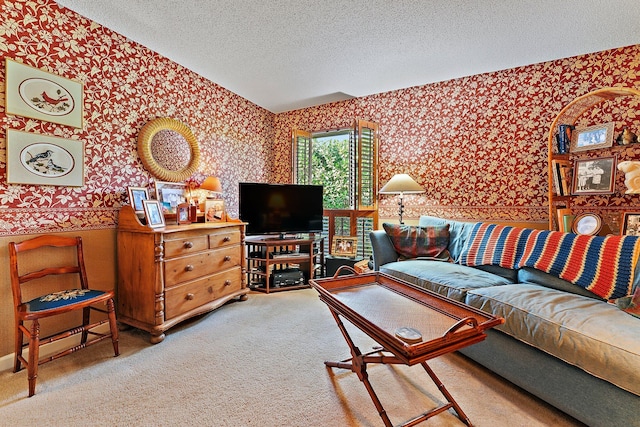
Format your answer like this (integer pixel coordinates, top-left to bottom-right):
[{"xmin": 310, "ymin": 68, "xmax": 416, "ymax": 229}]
[{"xmin": 382, "ymin": 223, "xmax": 451, "ymax": 261}]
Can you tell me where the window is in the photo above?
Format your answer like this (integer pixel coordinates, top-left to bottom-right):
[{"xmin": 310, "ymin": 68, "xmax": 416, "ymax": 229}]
[{"xmin": 292, "ymin": 120, "xmax": 379, "ymax": 258}]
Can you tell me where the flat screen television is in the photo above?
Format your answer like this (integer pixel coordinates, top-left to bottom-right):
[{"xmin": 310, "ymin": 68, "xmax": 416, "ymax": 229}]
[{"xmin": 239, "ymin": 182, "xmax": 324, "ymax": 237}]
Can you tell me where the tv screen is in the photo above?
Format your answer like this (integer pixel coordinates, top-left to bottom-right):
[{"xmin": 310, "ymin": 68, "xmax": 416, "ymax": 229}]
[{"xmin": 239, "ymin": 183, "xmax": 324, "ymax": 236}]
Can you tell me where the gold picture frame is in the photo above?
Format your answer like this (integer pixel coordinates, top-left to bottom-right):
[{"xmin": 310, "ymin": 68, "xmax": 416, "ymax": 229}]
[
  {"xmin": 570, "ymin": 122, "xmax": 614, "ymax": 153},
  {"xmin": 572, "ymin": 213, "xmax": 602, "ymax": 236},
  {"xmin": 5, "ymin": 58, "xmax": 83, "ymax": 128},
  {"xmin": 6, "ymin": 129, "xmax": 84, "ymax": 187},
  {"xmin": 332, "ymin": 236, "xmax": 358, "ymax": 257},
  {"xmin": 177, "ymin": 203, "xmax": 192, "ymax": 224},
  {"xmin": 205, "ymin": 199, "xmax": 225, "ymax": 222},
  {"xmin": 154, "ymin": 181, "xmax": 187, "ymax": 215},
  {"xmin": 621, "ymin": 212, "xmax": 640, "ymax": 236}
]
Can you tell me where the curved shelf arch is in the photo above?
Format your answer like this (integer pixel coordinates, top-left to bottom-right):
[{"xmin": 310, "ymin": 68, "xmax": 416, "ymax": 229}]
[{"xmin": 547, "ymin": 87, "xmax": 640, "ymax": 230}]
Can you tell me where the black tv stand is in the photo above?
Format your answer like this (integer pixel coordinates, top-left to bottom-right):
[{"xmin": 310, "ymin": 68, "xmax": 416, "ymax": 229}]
[
  {"xmin": 261, "ymin": 233, "xmax": 312, "ymax": 241},
  {"xmin": 245, "ymin": 235, "xmax": 324, "ymax": 293}
]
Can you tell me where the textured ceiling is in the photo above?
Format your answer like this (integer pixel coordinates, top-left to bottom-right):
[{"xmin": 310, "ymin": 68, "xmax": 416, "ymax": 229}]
[{"xmin": 55, "ymin": 0, "xmax": 640, "ymax": 113}]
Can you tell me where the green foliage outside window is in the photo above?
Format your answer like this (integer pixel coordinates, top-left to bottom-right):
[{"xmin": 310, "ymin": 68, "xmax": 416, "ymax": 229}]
[{"xmin": 312, "ymin": 135, "xmax": 350, "ymax": 209}]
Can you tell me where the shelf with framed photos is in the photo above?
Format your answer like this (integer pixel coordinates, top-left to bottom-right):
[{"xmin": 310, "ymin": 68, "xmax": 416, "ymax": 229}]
[
  {"xmin": 547, "ymin": 87, "xmax": 640, "ymax": 234},
  {"xmin": 246, "ymin": 234, "xmax": 324, "ymax": 293}
]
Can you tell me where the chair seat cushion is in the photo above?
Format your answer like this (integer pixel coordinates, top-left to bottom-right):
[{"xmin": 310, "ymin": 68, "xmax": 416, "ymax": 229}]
[
  {"xmin": 380, "ymin": 259, "xmax": 513, "ymax": 301},
  {"xmin": 465, "ymin": 283, "xmax": 640, "ymax": 396},
  {"xmin": 25, "ymin": 289, "xmax": 107, "ymax": 312}
]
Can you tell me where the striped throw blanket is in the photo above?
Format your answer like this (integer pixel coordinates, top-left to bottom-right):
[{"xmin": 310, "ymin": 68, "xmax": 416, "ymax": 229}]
[
  {"xmin": 517, "ymin": 230, "xmax": 640, "ymax": 299},
  {"xmin": 458, "ymin": 223, "xmax": 535, "ymax": 269},
  {"xmin": 460, "ymin": 223, "xmax": 640, "ymax": 299}
]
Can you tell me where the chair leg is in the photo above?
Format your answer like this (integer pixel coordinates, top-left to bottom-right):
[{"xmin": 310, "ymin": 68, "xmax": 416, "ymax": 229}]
[
  {"xmin": 14, "ymin": 321, "xmax": 24, "ymax": 373},
  {"xmin": 107, "ymin": 298, "xmax": 120, "ymax": 356},
  {"xmin": 27, "ymin": 320, "xmax": 40, "ymax": 397},
  {"xmin": 81, "ymin": 306, "xmax": 90, "ymax": 344}
]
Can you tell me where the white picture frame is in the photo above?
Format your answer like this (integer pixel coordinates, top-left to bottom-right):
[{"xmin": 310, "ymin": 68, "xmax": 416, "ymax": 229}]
[
  {"xmin": 5, "ymin": 58, "xmax": 83, "ymax": 128},
  {"xmin": 6, "ymin": 129, "xmax": 84, "ymax": 187}
]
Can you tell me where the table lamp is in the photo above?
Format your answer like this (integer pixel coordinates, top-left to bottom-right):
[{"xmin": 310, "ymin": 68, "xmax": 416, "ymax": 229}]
[
  {"xmin": 379, "ymin": 173, "xmax": 424, "ymax": 224},
  {"xmin": 200, "ymin": 176, "xmax": 222, "ymax": 199}
]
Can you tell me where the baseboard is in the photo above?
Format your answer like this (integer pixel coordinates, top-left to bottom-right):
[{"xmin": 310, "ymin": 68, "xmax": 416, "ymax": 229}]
[{"xmin": 0, "ymin": 323, "xmax": 110, "ymax": 372}]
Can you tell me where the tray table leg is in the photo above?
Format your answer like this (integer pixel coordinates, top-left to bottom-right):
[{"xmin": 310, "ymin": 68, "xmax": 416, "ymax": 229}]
[
  {"xmin": 421, "ymin": 361, "xmax": 472, "ymax": 426},
  {"xmin": 324, "ymin": 309, "xmax": 474, "ymax": 427},
  {"xmin": 324, "ymin": 311, "xmax": 393, "ymax": 426}
]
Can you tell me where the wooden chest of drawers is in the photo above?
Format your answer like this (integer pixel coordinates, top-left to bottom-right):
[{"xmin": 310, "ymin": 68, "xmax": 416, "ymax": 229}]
[{"xmin": 116, "ymin": 206, "xmax": 248, "ymax": 343}]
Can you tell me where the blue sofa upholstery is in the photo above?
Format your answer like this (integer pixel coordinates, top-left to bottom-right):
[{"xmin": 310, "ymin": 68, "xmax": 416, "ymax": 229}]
[{"xmin": 370, "ymin": 215, "xmax": 640, "ymax": 427}]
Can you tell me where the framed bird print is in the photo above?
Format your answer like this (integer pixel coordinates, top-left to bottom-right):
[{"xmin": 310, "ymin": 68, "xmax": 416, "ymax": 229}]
[
  {"xmin": 5, "ymin": 58, "xmax": 83, "ymax": 128},
  {"xmin": 6, "ymin": 129, "xmax": 84, "ymax": 187}
]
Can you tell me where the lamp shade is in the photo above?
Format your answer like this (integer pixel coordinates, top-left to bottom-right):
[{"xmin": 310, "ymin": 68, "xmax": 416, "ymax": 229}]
[
  {"xmin": 200, "ymin": 176, "xmax": 222, "ymax": 193},
  {"xmin": 379, "ymin": 174, "xmax": 424, "ymax": 194}
]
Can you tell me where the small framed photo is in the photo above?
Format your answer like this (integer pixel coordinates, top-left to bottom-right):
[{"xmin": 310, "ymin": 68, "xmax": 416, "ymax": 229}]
[
  {"xmin": 154, "ymin": 181, "xmax": 187, "ymax": 214},
  {"xmin": 621, "ymin": 212, "xmax": 640, "ymax": 236},
  {"xmin": 142, "ymin": 200, "xmax": 165, "ymax": 228},
  {"xmin": 332, "ymin": 236, "xmax": 358, "ymax": 257},
  {"xmin": 572, "ymin": 156, "xmax": 617, "ymax": 195},
  {"xmin": 177, "ymin": 203, "xmax": 192, "ymax": 224},
  {"xmin": 571, "ymin": 122, "xmax": 614, "ymax": 153},
  {"xmin": 205, "ymin": 199, "xmax": 225, "ymax": 222},
  {"xmin": 572, "ymin": 213, "xmax": 602, "ymax": 236},
  {"xmin": 5, "ymin": 58, "xmax": 83, "ymax": 128},
  {"xmin": 127, "ymin": 186, "xmax": 149, "ymax": 214},
  {"xmin": 6, "ymin": 129, "xmax": 84, "ymax": 187}
]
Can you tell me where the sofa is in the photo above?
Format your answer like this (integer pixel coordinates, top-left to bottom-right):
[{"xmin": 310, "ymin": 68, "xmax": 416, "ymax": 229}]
[{"xmin": 370, "ymin": 215, "xmax": 640, "ymax": 427}]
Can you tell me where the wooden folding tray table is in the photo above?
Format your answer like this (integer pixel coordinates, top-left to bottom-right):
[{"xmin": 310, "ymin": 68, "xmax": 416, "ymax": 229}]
[{"xmin": 310, "ymin": 267, "xmax": 504, "ymax": 427}]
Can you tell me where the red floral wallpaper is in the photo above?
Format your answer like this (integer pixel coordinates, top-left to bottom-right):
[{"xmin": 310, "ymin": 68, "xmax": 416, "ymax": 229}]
[
  {"xmin": 1, "ymin": 0, "xmax": 639, "ymax": 236},
  {"xmin": 274, "ymin": 45, "xmax": 640, "ymax": 228},
  {"xmin": 0, "ymin": 0, "xmax": 275, "ymax": 236}
]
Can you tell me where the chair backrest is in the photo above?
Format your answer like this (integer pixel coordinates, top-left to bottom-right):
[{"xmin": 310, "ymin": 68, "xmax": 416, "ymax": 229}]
[{"xmin": 9, "ymin": 235, "xmax": 89, "ymax": 310}]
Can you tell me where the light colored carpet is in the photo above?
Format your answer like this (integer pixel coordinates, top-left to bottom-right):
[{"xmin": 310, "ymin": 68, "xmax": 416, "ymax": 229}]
[{"xmin": 0, "ymin": 288, "xmax": 584, "ymax": 427}]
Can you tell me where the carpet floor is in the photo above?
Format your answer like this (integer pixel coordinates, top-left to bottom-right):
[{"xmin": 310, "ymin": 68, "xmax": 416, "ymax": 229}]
[{"xmin": 0, "ymin": 288, "xmax": 584, "ymax": 426}]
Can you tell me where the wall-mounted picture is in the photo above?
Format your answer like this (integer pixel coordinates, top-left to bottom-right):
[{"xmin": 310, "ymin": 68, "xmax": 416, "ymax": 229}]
[
  {"xmin": 6, "ymin": 129, "xmax": 84, "ymax": 187},
  {"xmin": 621, "ymin": 212, "xmax": 640, "ymax": 236},
  {"xmin": 570, "ymin": 122, "xmax": 614, "ymax": 153},
  {"xmin": 572, "ymin": 156, "xmax": 616, "ymax": 195},
  {"xmin": 142, "ymin": 200, "xmax": 165, "ymax": 228},
  {"xmin": 205, "ymin": 199, "xmax": 225, "ymax": 222},
  {"xmin": 332, "ymin": 236, "xmax": 358, "ymax": 257},
  {"xmin": 5, "ymin": 58, "xmax": 83, "ymax": 128},
  {"xmin": 154, "ymin": 181, "xmax": 187, "ymax": 214},
  {"xmin": 127, "ymin": 186, "xmax": 149, "ymax": 213}
]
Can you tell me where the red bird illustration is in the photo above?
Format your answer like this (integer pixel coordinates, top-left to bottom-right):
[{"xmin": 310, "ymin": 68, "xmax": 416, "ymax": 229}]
[{"xmin": 40, "ymin": 90, "xmax": 69, "ymax": 105}]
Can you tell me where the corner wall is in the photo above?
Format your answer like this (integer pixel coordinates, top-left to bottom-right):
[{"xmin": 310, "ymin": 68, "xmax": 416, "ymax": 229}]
[{"xmin": 274, "ymin": 45, "xmax": 640, "ymax": 226}]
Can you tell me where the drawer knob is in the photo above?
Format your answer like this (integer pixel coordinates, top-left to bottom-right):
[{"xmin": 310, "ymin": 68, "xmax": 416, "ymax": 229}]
[
  {"xmin": 224, "ymin": 280, "xmax": 232, "ymax": 287},
  {"xmin": 184, "ymin": 241, "xmax": 194, "ymax": 249},
  {"xmin": 223, "ymin": 236, "xmax": 231, "ymax": 242},
  {"xmin": 186, "ymin": 293, "xmax": 195, "ymax": 300},
  {"xmin": 185, "ymin": 264, "xmax": 194, "ymax": 271},
  {"xmin": 223, "ymin": 256, "xmax": 231, "ymax": 262}
]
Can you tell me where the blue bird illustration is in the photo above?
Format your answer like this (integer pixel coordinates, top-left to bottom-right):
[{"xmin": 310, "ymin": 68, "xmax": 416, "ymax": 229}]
[{"xmin": 26, "ymin": 149, "xmax": 54, "ymax": 164}]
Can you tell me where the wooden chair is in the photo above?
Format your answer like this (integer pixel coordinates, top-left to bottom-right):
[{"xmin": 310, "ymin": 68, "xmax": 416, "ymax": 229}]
[{"xmin": 8, "ymin": 235, "xmax": 120, "ymax": 397}]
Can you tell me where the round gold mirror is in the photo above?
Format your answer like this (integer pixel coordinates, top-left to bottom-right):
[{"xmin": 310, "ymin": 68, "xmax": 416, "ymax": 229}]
[{"xmin": 137, "ymin": 117, "xmax": 201, "ymax": 182}]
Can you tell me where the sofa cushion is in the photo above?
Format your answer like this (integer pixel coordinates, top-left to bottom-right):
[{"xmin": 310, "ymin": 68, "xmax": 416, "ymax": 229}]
[
  {"xmin": 380, "ymin": 259, "xmax": 513, "ymax": 302},
  {"xmin": 418, "ymin": 216, "xmax": 478, "ymax": 262},
  {"xmin": 517, "ymin": 267, "xmax": 603, "ymax": 300},
  {"xmin": 382, "ymin": 223, "xmax": 451, "ymax": 261},
  {"xmin": 465, "ymin": 283, "xmax": 640, "ymax": 396}
]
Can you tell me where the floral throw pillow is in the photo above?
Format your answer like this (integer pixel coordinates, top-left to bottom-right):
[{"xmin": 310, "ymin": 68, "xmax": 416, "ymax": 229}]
[{"xmin": 382, "ymin": 223, "xmax": 451, "ymax": 261}]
